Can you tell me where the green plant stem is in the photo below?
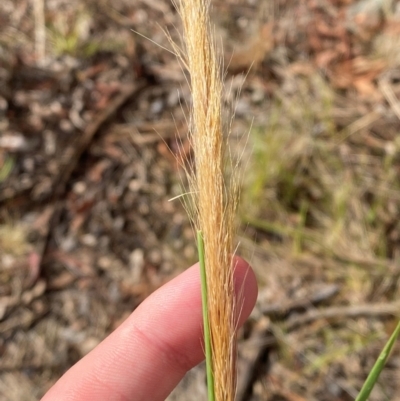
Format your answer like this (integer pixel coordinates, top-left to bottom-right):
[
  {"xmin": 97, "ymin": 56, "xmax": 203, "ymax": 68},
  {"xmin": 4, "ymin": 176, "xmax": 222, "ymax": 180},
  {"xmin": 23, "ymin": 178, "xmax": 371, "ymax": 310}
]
[
  {"xmin": 197, "ymin": 230, "xmax": 215, "ymax": 401},
  {"xmin": 355, "ymin": 320, "xmax": 400, "ymax": 401}
]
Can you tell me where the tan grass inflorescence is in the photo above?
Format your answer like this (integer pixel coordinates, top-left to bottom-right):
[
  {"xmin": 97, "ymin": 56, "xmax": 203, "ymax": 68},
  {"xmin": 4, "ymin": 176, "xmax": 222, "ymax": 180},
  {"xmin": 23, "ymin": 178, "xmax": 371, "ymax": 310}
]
[{"xmin": 176, "ymin": 0, "xmax": 239, "ymax": 400}]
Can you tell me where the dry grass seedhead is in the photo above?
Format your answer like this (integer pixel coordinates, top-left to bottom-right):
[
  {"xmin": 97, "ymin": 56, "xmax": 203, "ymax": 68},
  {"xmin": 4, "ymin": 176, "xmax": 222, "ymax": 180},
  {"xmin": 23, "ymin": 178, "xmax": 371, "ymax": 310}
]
[{"xmin": 175, "ymin": 1, "xmax": 239, "ymax": 400}]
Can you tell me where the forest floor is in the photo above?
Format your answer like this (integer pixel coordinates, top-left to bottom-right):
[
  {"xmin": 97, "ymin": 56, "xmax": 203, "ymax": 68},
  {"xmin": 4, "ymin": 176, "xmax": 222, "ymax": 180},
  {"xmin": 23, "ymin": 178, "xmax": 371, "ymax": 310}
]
[{"xmin": 1, "ymin": 0, "xmax": 400, "ymax": 400}]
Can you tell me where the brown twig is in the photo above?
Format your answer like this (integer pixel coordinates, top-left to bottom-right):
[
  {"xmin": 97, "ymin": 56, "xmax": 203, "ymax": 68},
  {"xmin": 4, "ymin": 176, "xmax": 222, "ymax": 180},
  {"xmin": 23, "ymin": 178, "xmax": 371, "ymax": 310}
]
[
  {"xmin": 262, "ymin": 284, "xmax": 339, "ymax": 318},
  {"xmin": 285, "ymin": 301, "xmax": 400, "ymax": 331},
  {"xmin": 40, "ymin": 82, "xmax": 147, "ymax": 269},
  {"xmin": 53, "ymin": 82, "xmax": 146, "ymax": 199}
]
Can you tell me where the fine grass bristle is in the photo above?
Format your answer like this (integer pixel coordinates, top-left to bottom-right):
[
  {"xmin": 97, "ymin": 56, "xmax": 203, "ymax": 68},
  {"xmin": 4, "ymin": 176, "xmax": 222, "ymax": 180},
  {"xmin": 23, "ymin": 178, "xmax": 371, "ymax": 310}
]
[{"xmin": 175, "ymin": 0, "xmax": 239, "ymax": 400}]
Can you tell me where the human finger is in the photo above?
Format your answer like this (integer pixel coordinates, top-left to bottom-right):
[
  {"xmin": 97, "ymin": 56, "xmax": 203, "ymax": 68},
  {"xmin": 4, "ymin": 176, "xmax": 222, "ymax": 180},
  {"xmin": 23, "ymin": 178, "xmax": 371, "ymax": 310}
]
[{"xmin": 41, "ymin": 257, "xmax": 258, "ymax": 401}]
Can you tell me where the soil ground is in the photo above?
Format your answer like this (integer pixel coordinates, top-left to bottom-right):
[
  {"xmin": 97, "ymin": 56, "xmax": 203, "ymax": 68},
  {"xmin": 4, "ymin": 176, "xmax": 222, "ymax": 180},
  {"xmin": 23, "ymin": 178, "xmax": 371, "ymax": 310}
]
[{"xmin": 1, "ymin": 0, "xmax": 400, "ymax": 400}]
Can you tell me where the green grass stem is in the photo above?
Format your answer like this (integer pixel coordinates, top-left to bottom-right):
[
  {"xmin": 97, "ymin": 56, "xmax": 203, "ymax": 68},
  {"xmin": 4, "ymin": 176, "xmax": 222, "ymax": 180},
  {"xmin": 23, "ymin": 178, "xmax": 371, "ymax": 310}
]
[
  {"xmin": 355, "ymin": 320, "xmax": 400, "ymax": 401},
  {"xmin": 197, "ymin": 230, "xmax": 215, "ymax": 401}
]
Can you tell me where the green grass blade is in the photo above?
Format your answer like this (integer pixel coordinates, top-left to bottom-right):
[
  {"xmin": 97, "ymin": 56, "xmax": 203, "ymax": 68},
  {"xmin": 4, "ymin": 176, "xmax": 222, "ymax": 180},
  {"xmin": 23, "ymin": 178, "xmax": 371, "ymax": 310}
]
[
  {"xmin": 0, "ymin": 156, "xmax": 14, "ymax": 183},
  {"xmin": 197, "ymin": 230, "xmax": 215, "ymax": 401},
  {"xmin": 355, "ymin": 320, "xmax": 400, "ymax": 401}
]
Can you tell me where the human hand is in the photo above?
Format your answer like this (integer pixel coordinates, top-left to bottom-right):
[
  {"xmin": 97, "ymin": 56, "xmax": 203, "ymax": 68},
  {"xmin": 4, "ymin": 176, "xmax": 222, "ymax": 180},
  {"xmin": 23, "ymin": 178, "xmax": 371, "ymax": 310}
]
[{"xmin": 41, "ymin": 258, "xmax": 257, "ymax": 401}]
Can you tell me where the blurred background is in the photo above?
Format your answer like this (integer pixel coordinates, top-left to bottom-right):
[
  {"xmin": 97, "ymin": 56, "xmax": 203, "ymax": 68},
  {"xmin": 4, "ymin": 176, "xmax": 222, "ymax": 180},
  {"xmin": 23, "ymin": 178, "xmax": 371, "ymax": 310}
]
[{"xmin": 1, "ymin": 0, "xmax": 400, "ymax": 400}]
